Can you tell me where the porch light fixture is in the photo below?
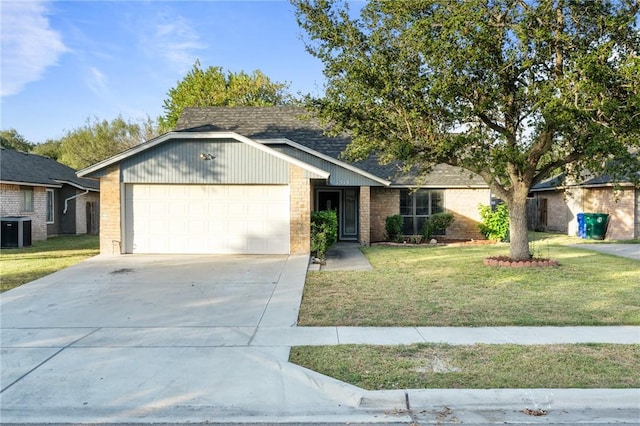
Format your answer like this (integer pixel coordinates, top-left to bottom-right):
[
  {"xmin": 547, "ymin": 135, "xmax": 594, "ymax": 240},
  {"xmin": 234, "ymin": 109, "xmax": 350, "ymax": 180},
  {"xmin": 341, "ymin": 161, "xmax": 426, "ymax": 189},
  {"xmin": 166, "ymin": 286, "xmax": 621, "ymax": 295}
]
[{"xmin": 200, "ymin": 153, "xmax": 215, "ymax": 160}]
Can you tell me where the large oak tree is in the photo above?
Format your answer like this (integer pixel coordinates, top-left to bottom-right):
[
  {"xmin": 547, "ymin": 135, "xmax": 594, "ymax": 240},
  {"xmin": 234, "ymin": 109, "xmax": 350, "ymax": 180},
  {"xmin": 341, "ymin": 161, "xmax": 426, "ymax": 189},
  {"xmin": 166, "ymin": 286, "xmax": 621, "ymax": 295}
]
[{"xmin": 294, "ymin": 0, "xmax": 640, "ymax": 260}]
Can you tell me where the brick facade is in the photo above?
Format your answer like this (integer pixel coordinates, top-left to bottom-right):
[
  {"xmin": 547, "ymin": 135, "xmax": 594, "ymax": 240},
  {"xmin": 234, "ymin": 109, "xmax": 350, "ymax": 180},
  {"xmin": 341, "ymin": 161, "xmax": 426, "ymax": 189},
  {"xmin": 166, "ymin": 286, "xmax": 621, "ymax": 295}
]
[
  {"xmin": 543, "ymin": 191, "xmax": 569, "ymax": 233},
  {"xmin": 369, "ymin": 187, "xmax": 489, "ymax": 241},
  {"xmin": 289, "ymin": 165, "xmax": 311, "ymax": 254},
  {"xmin": 370, "ymin": 187, "xmax": 400, "ymax": 242},
  {"xmin": 99, "ymin": 166, "xmax": 122, "ymax": 255},
  {"xmin": 444, "ymin": 188, "xmax": 489, "ymax": 240},
  {"xmin": 584, "ymin": 187, "xmax": 636, "ymax": 240},
  {"xmin": 1, "ymin": 183, "xmax": 48, "ymax": 241},
  {"xmin": 541, "ymin": 186, "xmax": 639, "ymax": 240},
  {"xmin": 358, "ymin": 186, "xmax": 370, "ymax": 246}
]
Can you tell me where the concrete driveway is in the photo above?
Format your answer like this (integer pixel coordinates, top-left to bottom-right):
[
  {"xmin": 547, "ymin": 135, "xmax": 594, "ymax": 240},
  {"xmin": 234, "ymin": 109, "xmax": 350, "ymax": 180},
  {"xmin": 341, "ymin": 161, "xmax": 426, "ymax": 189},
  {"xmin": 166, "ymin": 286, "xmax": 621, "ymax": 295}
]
[
  {"xmin": 0, "ymin": 254, "xmax": 364, "ymax": 424},
  {"xmin": 570, "ymin": 243, "xmax": 640, "ymax": 260}
]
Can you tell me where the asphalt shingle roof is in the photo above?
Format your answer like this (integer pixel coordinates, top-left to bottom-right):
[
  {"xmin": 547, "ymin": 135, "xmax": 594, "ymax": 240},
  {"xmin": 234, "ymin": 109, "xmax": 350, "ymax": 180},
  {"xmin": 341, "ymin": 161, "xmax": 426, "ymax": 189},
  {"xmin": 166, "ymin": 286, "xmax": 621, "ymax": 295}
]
[
  {"xmin": 0, "ymin": 148, "xmax": 99, "ymax": 190},
  {"xmin": 176, "ymin": 106, "xmax": 487, "ymax": 187}
]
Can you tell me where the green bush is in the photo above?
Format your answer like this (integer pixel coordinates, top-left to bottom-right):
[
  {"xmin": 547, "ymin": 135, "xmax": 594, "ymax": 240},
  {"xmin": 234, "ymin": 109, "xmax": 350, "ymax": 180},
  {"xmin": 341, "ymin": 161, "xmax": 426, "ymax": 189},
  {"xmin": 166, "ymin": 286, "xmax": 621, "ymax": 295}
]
[
  {"xmin": 385, "ymin": 215, "xmax": 404, "ymax": 242},
  {"xmin": 311, "ymin": 210, "xmax": 338, "ymax": 259},
  {"xmin": 423, "ymin": 212, "xmax": 455, "ymax": 239},
  {"xmin": 478, "ymin": 203, "xmax": 510, "ymax": 241}
]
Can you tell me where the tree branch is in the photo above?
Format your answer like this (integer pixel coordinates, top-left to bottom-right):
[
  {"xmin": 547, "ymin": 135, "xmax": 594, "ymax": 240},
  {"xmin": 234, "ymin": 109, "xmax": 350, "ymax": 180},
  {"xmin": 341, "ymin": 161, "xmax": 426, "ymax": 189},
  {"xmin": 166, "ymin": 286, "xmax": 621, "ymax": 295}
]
[
  {"xmin": 532, "ymin": 151, "xmax": 582, "ymax": 186},
  {"xmin": 477, "ymin": 111, "xmax": 509, "ymax": 136}
]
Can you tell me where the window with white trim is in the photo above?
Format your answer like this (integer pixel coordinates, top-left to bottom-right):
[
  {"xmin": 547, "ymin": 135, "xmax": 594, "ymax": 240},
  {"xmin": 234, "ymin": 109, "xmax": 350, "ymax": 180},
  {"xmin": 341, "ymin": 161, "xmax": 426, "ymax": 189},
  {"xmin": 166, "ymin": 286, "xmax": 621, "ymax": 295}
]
[
  {"xmin": 399, "ymin": 189, "xmax": 444, "ymax": 235},
  {"xmin": 20, "ymin": 187, "xmax": 34, "ymax": 212},
  {"xmin": 46, "ymin": 189, "xmax": 55, "ymax": 224}
]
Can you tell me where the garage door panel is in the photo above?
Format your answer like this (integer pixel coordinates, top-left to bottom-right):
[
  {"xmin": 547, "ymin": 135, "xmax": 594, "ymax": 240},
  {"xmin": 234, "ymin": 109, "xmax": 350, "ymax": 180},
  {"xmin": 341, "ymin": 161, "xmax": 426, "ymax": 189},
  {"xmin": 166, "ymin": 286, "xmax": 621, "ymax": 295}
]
[{"xmin": 125, "ymin": 184, "xmax": 290, "ymax": 254}]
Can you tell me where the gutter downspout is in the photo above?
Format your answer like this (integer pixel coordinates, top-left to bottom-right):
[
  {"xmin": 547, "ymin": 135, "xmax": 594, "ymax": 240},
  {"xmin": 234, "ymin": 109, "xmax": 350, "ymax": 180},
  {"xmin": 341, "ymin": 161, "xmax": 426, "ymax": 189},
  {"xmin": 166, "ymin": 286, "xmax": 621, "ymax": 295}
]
[{"xmin": 63, "ymin": 190, "xmax": 89, "ymax": 214}]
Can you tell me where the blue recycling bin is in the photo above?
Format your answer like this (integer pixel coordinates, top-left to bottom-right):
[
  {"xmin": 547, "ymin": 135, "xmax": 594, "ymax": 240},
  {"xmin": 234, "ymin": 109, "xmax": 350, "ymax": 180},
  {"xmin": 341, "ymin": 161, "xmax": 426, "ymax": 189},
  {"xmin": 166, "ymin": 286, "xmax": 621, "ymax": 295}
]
[{"xmin": 576, "ymin": 213, "xmax": 586, "ymax": 238}]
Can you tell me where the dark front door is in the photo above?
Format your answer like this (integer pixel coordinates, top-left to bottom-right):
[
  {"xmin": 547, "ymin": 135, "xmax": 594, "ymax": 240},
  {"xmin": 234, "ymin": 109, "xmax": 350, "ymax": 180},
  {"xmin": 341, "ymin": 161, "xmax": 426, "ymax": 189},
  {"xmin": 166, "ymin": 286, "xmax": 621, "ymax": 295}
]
[{"xmin": 316, "ymin": 189, "xmax": 358, "ymax": 241}]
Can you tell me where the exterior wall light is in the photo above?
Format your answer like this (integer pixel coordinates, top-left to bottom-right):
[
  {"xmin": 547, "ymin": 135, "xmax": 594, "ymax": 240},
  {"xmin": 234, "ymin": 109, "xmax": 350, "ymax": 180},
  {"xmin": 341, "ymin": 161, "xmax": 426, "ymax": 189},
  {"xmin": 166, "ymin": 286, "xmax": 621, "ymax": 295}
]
[{"xmin": 200, "ymin": 153, "xmax": 215, "ymax": 160}]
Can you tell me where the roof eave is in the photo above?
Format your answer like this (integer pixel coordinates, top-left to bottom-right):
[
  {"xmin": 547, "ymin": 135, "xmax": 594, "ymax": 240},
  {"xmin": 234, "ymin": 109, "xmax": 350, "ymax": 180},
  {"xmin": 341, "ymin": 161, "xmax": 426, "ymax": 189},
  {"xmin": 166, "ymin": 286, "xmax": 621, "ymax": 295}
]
[
  {"xmin": 0, "ymin": 179, "xmax": 62, "ymax": 188},
  {"xmin": 259, "ymin": 138, "xmax": 391, "ymax": 187},
  {"xmin": 389, "ymin": 183, "xmax": 489, "ymax": 189},
  {"xmin": 53, "ymin": 180, "xmax": 99, "ymax": 192}
]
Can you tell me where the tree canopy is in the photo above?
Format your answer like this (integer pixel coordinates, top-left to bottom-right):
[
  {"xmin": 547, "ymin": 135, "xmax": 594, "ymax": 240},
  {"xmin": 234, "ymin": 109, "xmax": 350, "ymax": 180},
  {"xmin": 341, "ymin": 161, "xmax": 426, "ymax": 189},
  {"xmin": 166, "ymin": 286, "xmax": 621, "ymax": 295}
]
[
  {"xmin": 48, "ymin": 116, "xmax": 158, "ymax": 170},
  {"xmin": 159, "ymin": 60, "xmax": 294, "ymax": 132},
  {"xmin": 0, "ymin": 129, "xmax": 33, "ymax": 152},
  {"xmin": 294, "ymin": 0, "xmax": 640, "ymax": 260}
]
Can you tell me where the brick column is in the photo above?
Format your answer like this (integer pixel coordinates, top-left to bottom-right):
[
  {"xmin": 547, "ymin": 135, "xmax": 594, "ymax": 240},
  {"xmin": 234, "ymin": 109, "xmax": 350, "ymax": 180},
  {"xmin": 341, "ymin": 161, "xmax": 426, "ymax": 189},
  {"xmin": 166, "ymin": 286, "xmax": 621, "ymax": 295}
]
[
  {"xmin": 289, "ymin": 165, "xmax": 311, "ymax": 254},
  {"xmin": 99, "ymin": 165, "xmax": 122, "ymax": 255},
  {"xmin": 359, "ymin": 186, "xmax": 370, "ymax": 246}
]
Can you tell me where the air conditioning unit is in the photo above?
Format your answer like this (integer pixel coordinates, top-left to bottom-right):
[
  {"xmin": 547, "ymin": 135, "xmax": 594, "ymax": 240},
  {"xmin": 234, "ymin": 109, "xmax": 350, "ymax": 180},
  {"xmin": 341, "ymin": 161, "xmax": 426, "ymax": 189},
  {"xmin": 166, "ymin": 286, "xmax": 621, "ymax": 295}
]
[{"xmin": 1, "ymin": 216, "xmax": 32, "ymax": 248}]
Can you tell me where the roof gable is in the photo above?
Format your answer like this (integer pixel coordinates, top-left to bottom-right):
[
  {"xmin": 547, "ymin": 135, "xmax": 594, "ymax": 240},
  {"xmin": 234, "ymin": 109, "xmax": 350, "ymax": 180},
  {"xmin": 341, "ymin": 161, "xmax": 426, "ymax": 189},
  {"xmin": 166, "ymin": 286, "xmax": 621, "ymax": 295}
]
[
  {"xmin": 77, "ymin": 132, "xmax": 329, "ymax": 180},
  {"xmin": 0, "ymin": 148, "xmax": 98, "ymax": 190}
]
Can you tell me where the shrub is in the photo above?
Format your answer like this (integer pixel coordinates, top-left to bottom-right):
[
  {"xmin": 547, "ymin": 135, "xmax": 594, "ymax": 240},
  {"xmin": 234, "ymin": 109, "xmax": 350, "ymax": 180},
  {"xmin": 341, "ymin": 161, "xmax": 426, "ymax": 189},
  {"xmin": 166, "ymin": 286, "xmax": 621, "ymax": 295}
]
[
  {"xmin": 423, "ymin": 212, "xmax": 455, "ymax": 239},
  {"xmin": 478, "ymin": 203, "xmax": 510, "ymax": 241},
  {"xmin": 311, "ymin": 210, "xmax": 338, "ymax": 259},
  {"xmin": 385, "ymin": 215, "xmax": 404, "ymax": 242}
]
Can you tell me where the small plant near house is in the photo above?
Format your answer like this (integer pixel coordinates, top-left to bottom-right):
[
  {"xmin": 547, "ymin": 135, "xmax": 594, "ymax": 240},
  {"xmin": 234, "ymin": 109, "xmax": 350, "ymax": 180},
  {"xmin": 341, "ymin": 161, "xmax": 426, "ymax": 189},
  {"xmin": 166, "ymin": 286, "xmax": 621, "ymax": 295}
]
[
  {"xmin": 423, "ymin": 212, "xmax": 455, "ymax": 240},
  {"xmin": 385, "ymin": 215, "xmax": 404, "ymax": 242},
  {"xmin": 478, "ymin": 203, "xmax": 510, "ymax": 242},
  {"xmin": 311, "ymin": 210, "xmax": 338, "ymax": 259}
]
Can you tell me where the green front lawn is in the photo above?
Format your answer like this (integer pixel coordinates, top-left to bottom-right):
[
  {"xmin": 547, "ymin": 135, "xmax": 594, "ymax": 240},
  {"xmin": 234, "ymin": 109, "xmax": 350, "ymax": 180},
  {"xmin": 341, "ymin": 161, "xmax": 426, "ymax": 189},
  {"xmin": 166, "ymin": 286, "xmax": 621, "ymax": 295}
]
[
  {"xmin": 290, "ymin": 343, "xmax": 640, "ymax": 389},
  {"xmin": 298, "ymin": 233, "xmax": 640, "ymax": 326},
  {"xmin": 293, "ymin": 233, "xmax": 639, "ymax": 389},
  {"xmin": 0, "ymin": 235, "xmax": 99, "ymax": 292}
]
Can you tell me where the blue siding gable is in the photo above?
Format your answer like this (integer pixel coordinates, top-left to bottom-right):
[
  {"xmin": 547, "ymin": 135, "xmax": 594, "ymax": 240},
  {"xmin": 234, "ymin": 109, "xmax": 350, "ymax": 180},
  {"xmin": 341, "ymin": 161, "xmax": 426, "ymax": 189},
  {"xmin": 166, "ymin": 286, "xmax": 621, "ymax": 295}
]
[
  {"xmin": 121, "ymin": 138, "xmax": 290, "ymax": 184},
  {"xmin": 274, "ymin": 145, "xmax": 384, "ymax": 186}
]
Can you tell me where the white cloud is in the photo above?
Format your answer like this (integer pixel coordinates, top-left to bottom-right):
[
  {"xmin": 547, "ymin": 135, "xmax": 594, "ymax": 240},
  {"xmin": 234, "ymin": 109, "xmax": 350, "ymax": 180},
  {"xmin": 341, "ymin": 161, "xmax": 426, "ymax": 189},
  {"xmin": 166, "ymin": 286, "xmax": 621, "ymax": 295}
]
[
  {"xmin": 140, "ymin": 12, "xmax": 206, "ymax": 72},
  {"xmin": 1, "ymin": 1, "xmax": 68, "ymax": 97},
  {"xmin": 86, "ymin": 66, "xmax": 108, "ymax": 96}
]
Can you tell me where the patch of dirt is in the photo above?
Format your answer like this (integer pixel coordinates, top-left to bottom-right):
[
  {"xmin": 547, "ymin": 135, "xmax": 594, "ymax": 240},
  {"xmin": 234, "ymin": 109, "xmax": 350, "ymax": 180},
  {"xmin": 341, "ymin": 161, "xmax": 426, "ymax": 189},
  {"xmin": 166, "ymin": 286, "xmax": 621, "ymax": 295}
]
[{"xmin": 413, "ymin": 356, "xmax": 461, "ymax": 373}]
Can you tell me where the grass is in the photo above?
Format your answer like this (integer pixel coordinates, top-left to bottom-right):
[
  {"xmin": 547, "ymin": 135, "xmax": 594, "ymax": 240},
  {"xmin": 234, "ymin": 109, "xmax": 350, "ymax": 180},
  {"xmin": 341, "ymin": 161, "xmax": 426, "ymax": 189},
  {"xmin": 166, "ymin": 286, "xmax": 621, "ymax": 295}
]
[
  {"xmin": 298, "ymin": 233, "xmax": 640, "ymax": 326},
  {"xmin": 0, "ymin": 235, "xmax": 99, "ymax": 292},
  {"xmin": 290, "ymin": 343, "xmax": 640, "ymax": 389}
]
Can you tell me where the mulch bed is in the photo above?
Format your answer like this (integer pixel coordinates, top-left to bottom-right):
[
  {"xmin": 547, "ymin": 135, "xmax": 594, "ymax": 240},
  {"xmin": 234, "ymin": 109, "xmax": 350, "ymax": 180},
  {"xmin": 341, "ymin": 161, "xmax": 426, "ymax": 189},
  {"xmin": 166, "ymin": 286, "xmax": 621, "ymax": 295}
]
[{"xmin": 483, "ymin": 256, "xmax": 559, "ymax": 268}]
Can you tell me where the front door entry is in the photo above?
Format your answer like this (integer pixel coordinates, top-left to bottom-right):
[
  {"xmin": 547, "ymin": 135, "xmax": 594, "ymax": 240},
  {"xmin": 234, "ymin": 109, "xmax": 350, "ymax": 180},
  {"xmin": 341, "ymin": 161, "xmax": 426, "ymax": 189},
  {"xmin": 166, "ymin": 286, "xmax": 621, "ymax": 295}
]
[{"xmin": 316, "ymin": 189, "xmax": 358, "ymax": 241}]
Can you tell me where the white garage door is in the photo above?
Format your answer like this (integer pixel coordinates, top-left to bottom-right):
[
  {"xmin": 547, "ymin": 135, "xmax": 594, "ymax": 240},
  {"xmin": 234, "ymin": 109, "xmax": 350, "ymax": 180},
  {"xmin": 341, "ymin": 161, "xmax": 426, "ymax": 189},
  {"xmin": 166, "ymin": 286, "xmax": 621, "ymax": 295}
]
[{"xmin": 124, "ymin": 184, "xmax": 290, "ymax": 254}]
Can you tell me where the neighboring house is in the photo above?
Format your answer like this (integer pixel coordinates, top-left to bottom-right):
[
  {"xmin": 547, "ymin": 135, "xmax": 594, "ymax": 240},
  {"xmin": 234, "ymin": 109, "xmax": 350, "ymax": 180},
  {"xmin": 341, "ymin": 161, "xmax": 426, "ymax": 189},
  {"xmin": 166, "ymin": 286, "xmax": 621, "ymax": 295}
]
[
  {"xmin": 0, "ymin": 148, "xmax": 100, "ymax": 242},
  {"xmin": 78, "ymin": 106, "xmax": 490, "ymax": 255},
  {"xmin": 529, "ymin": 174, "xmax": 640, "ymax": 240}
]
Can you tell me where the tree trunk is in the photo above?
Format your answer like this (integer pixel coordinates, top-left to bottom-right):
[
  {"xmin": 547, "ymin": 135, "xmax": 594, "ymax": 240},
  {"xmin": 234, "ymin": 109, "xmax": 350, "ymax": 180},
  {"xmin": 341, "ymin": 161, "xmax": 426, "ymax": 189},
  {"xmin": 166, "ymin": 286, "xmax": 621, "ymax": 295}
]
[{"xmin": 506, "ymin": 191, "xmax": 531, "ymax": 261}]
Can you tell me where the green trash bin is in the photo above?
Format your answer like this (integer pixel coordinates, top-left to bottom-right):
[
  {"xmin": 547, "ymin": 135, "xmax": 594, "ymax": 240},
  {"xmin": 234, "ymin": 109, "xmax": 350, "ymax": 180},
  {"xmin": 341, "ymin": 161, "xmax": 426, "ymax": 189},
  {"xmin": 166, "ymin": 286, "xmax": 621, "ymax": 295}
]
[{"xmin": 584, "ymin": 213, "xmax": 609, "ymax": 240}]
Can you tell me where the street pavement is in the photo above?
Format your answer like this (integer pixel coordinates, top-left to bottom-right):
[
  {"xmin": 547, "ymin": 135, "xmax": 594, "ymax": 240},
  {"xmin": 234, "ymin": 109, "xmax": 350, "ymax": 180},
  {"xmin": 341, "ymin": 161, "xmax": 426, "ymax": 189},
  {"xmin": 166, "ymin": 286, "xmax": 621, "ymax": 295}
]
[{"xmin": 1, "ymin": 245, "xmax": 639, "ymax": 424}]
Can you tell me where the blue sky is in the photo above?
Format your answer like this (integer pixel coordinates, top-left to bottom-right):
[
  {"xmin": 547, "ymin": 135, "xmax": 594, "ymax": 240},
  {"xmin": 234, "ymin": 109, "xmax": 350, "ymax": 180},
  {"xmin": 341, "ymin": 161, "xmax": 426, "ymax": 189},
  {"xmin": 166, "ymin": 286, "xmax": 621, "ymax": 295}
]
[{"xmin": 1, "ymin": 0, "xmax": 332, "ymax": 144}]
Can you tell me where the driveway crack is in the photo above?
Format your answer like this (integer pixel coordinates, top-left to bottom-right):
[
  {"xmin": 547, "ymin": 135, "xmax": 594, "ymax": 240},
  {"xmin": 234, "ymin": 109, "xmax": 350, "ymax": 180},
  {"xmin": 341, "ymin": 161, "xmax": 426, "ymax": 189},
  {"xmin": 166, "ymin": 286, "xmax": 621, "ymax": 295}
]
[{"xmin": 1, "ymin": 328, "xmax": 101, "ymax": 393}]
